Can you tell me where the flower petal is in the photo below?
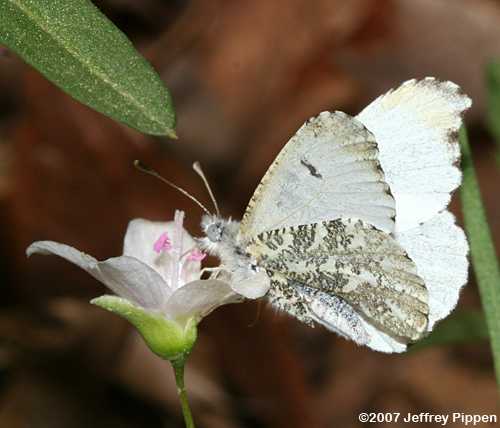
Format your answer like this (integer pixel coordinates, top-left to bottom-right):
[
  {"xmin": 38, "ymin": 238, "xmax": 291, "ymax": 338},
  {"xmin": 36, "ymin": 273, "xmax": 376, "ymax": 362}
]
[
  {"xmin": 98, "ymin": 255, "xmax": 171, "ymax": 310},
  {"xmin": 181, "ymin": 256, "xmax": 204, "ymax": 284},
  {"xmin": 164, "ymin": 279, "xmax": 239, "ymax": 320},
  {"xmin": 231, "ymin": 270, "xmax": 271, "ymax": 299},
  {"xmin": 123, "ymin": 217, "xmax": 197, "ymax": 281},
  {"xmin": 27, "ymin": 241, "xmax": 169, "ymax": 310}
]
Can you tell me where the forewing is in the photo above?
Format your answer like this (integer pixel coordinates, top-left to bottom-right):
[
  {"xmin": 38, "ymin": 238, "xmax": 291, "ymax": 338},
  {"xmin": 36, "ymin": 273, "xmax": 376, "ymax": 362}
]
[
  {"xmin": 246, "ymin": 219, "xmax": 429, "ymax": 347},
  {"xmin": 356, "ymin": 78, "xmax": 471, "ymax": 232},
  {"xmin": 240, "ymin": 112, "xmax": 395, "ymax": 238}
]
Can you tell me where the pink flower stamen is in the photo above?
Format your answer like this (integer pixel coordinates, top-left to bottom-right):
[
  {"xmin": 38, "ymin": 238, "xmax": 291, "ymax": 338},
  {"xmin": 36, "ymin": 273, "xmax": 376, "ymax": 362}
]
[
  {"xmin": 153, "ymin": 232, "xmax": 172, "ymax": 253},
  {"xmin": 187, "ymin": 248, "xmax": 206, "ymax": 262}
]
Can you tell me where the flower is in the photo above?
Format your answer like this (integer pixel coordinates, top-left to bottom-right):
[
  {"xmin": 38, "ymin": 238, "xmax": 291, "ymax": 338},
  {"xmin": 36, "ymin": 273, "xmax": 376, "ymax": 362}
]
[{"xmin": 27, "ymin": 210, "xmax": 238, "ymax": 361}]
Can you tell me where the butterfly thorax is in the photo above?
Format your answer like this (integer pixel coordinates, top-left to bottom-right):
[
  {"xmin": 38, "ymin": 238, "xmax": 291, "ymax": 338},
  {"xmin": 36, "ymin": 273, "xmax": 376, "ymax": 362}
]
[{"xmin": 199, "ymin": 215, "xmax": 271, "ymax": 297}]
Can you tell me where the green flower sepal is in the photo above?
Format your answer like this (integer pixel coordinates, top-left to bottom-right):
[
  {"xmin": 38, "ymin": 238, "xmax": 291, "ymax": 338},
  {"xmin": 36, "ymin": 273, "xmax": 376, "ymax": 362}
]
[{"xmin": 91, "ymin": 295, "xmax": 198, "ymax": 361}]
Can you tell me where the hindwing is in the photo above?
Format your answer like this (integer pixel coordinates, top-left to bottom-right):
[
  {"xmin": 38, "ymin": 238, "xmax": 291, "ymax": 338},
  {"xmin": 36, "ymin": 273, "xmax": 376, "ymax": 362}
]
[{"xmin": 246, "ymin": 218, "xmax": 429, "ymax": 344}]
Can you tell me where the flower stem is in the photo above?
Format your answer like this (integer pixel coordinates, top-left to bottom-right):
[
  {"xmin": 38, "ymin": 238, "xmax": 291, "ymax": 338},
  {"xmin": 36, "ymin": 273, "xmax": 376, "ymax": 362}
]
[{"xmin": 171, "ymin": 359, "xmax": 196, "ymax": 428}]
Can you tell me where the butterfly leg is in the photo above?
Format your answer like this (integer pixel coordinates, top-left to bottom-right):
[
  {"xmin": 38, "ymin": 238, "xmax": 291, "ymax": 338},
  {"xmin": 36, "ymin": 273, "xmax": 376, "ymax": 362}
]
[{"xmin": 200, "ymin": 266, "xmax": 227, "ymax": 279}]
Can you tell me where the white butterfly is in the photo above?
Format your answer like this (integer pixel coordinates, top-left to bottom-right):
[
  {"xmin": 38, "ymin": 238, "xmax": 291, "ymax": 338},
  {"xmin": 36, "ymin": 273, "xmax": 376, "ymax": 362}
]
[{"xmin": 148, "ymin": 78, "xmax": 472, "ymax": 353}]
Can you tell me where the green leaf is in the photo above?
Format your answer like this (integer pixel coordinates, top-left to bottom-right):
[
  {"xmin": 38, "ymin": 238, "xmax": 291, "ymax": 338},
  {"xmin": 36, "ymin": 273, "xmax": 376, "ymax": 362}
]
[
  {"xmin": 486, "ymin": 61, "xmax": 500, "ymax": 163},
  {"xmin": 460, "ymin": 127, "xmax": 500, "ymax": 386},
  {"xmin": 410, "ymin": 311, "xmax": 488, "ymax": 352},
  {"xmin": 91, "ymin": 295, "xmax": 197, "ymax": 361},
  {"xmin": 0, "ymin": 0, "xmax": 176, "ymax": 137}
]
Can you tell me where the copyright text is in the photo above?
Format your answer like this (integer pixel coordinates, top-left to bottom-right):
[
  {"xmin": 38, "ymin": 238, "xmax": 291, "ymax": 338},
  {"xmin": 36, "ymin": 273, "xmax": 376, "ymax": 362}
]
[{"xmin": 358, "ymin": 412, "xmax": 497, "ymax": 425}]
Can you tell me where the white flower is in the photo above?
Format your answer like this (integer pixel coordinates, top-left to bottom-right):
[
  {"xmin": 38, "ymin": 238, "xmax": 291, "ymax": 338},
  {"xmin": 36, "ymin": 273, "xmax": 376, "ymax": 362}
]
[{"xmin": 27, "ymin": 210, "xmax": 238, "ymax": 360}]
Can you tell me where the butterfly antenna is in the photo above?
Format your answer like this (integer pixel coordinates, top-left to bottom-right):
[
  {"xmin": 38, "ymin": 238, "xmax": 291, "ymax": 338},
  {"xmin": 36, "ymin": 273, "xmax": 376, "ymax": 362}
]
[
  {"xmin": 134, "ymin": 160, "xmax": 212, "ymax": 216},
  {"xmin": 192, "ymin": 161, "xmax": 220, "ymax": 217}
]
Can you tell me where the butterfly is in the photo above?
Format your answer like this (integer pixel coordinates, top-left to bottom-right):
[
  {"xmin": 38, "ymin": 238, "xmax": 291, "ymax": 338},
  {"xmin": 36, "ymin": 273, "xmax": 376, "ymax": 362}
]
[{"xmin": 141, "ymin": 78, "xmax": 471, "ymax": 353}]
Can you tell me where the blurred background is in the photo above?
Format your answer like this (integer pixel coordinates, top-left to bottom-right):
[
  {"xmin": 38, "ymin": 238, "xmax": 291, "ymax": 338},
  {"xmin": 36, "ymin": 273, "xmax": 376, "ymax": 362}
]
[{"xmin": 1, "ymin": 0, "xmax": 500, "ymax": 427}]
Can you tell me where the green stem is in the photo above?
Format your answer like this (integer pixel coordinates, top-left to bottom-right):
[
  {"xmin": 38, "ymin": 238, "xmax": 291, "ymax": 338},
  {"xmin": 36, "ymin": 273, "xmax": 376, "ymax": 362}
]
[
  {"xmin": 171, "ymin": 359, "xmax": 196, "ymax": 428},
  {"xmin": 459, "ymin": 127, "xmax": 500, "ymax": 388}
]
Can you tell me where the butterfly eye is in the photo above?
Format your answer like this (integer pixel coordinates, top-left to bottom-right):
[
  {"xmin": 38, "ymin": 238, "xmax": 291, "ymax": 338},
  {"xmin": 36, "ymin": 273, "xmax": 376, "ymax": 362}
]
[{"xmin": 206, "ymin": 223, "xmax": 223, "ymax": 242}]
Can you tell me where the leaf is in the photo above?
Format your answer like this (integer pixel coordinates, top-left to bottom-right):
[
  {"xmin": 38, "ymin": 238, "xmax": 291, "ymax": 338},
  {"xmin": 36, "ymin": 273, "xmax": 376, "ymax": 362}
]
[
  {"xmin": 91, "ymin": 295, "xmax": 197, "ymax": 361},
  {"xmin": 486, "ymin": 61, "xmax": 500, "ymax": 165},
  {"xmin": 410, "ymin": 311, "xmax": 488, "ymax": 352},
  {"xmin": 460, "ymin": 127, "xmax": 500, "ymax": 387},
  {"xmin": 0, "ymin": 0, "xmax": 176, "ymax": 137}
]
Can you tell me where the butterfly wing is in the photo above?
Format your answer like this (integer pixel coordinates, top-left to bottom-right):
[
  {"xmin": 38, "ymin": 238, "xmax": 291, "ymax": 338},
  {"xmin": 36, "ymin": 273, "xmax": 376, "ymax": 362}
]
[
  {"xmin": 396, "ymin": 211, "xmax": 469, "ymax": 330},
  {"xmin": 246, "ymin": 218, "xmax": 429, "ymax": 353},
  {"xmin": 239, "ymin": 111, "xmax": 396, "ymax": 239},
  {"xmin": 238, "ymin": 79, "xmax": 470, "ymax": 351},
  {"xmin": 357, "ymin": 78, "xmax": 471, "ymax": 327},
  {"xmin": 356, "ymin": 78, "xmax": 472, "ymax": 232}
]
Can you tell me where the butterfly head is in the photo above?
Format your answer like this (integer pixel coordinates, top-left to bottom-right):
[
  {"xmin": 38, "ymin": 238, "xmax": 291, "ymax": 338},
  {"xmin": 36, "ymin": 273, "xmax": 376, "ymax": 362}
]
[
  {"xmin": 199, "ymin": 215, "xmax": 240, "ymax": 255},
  {"xmin": 202, "ymin": 215, "xmax": 225, "ymax": 243}
]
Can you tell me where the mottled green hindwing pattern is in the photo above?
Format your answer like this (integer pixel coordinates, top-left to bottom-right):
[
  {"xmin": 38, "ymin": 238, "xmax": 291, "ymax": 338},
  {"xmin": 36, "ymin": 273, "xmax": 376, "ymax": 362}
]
[{"xmin": 246, "ymin": 218, "xmax": 429, "ymax": 341}]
